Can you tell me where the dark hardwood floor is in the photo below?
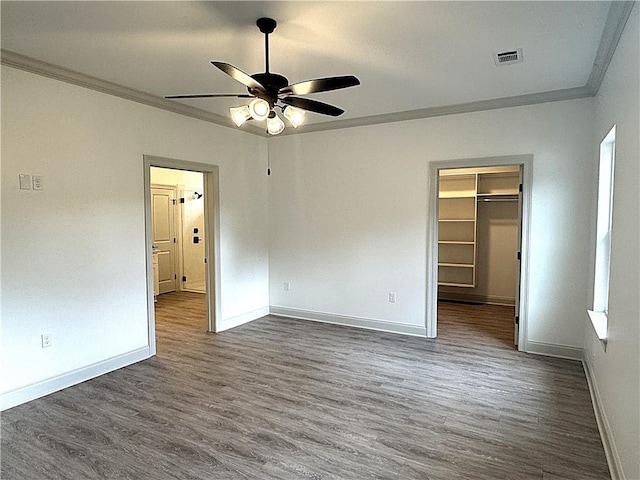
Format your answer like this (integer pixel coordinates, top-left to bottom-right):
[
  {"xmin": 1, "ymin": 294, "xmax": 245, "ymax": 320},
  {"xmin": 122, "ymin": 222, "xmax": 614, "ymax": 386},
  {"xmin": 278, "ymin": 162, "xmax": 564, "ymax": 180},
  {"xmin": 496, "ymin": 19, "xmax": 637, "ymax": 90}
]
[{"xmin": 1, "ymin": 297, "xmax": 609, "ymax": 479}]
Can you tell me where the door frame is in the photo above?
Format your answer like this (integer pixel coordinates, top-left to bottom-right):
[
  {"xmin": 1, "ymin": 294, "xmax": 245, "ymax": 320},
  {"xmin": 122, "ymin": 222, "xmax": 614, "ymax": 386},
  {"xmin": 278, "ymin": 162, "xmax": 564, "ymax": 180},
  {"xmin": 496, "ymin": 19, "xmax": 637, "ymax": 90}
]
[
  {"xmin": 426, "ymin": 154, "xmax": 533, "ymax": 351},
  {"xmin": 143, "ymin": 155, "xmax": 221, "ymax": 355}
]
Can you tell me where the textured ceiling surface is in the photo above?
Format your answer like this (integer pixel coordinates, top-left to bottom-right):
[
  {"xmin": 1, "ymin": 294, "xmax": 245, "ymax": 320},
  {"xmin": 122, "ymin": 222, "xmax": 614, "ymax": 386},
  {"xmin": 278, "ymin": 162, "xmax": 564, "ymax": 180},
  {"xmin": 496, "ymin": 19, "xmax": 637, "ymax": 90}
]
[{"xmin": 1, "ymin": 1, "xmax": 610, "ymax": 127}]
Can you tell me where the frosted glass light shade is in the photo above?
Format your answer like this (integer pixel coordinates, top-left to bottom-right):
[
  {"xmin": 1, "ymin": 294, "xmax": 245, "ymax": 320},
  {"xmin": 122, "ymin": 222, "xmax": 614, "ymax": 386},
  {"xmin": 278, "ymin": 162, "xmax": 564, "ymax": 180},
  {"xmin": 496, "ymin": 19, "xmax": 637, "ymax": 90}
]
[
  {"xmin": 283, "ymin": 105, "xmax": 306, "ymax": 128},
  {"xmin": 266, "ymin": 113, "xmax": 285, "ymax": 135},
  {"xmin": 249, "ymin": 98, "xmax": 270, "ymax": 121},
  {"xmin": 230, "ymin": 105, "xmax": 251, "ymax": 127}
]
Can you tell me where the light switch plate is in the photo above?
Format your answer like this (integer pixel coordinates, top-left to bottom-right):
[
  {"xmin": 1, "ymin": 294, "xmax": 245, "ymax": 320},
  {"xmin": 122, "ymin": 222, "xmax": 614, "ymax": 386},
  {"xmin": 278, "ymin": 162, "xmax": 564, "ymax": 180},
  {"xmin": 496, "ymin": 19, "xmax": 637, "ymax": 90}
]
[
  {"xmin": 32, "ymin": 175, "xmax": 43, "ymax": 190},
  {"xmin": 19, "ymin": 174, "xmax": 31, "ymax": 190}
]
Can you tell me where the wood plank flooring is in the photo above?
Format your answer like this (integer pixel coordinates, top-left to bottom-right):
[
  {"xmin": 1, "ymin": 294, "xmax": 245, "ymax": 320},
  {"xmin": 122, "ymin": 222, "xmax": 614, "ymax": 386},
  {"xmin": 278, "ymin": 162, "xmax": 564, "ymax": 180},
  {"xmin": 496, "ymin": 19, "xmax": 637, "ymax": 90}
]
[{"xmin": 1, "ymin": 298, "xmax": 609, "ymax": 479}]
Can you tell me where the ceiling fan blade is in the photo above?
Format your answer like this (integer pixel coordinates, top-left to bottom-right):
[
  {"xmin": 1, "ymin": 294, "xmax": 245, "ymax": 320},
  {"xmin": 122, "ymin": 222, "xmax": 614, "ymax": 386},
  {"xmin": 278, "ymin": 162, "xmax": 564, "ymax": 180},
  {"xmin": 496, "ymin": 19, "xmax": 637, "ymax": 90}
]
[
  {"xmin": 211, "ymin": 61, "xmax": 265, "ymax": 91},
  {"xmin": 280, "ymin": 96, "xmax": 345, "ymax": 117},
  {"xmin": 280, "ymin": 76, "xmax": 360, "ymax": 96},
  {"xmin": 165, "ymin": 93, "xmax": 253, "ymax": 99}
]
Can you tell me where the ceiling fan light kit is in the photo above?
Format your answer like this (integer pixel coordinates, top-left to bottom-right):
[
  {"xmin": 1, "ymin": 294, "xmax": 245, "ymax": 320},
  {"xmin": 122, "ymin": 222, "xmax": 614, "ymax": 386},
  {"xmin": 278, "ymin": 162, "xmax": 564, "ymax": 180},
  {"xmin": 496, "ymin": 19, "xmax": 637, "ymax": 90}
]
[
  {"xmin": 229, "ymin": 105, "xmax": 252, "ymax": 127},
  {"xmin": 165, "ymin": 17, "xmax": 360, "ymax": 135},
  {"xmin": 283, "ymin": 105, "xmax": 306, "ymax": 128},
  {"xmin": 248, "ymin": 98, "xmax": 270, "ymax": 121},
  {"xmin": 266, "ymin": 111, "xmax": 286, "ymax": 135}
]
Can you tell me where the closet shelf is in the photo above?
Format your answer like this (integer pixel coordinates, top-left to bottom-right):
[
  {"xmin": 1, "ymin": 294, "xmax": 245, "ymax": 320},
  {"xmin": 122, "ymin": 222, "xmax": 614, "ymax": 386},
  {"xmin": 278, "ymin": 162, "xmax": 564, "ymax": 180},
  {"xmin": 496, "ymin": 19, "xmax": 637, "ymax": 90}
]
[
  {"xmin": 477, "ymin": 192, "xmax": 519, "ymax": 197},
  {"xmin": 438, "ymin": 282, "xmax": 475, "ymax": 288},
  {"xmin": 438, "ymin": 240, "xmax": 474, "ymax": 245},
  {"xmin": 438, "ymin": 263, "xmax": 474, "ymax": 268},
  {"xmin": 438, "ymin": 192, "xmax": 476, "ymax": 199},
  {"xmin": 438, "ymin": 219, "xmax": 475, "ymax": 223},
  {"xmin": 477, "ymin": 193, "xmax": 519, "ymax": 202}
]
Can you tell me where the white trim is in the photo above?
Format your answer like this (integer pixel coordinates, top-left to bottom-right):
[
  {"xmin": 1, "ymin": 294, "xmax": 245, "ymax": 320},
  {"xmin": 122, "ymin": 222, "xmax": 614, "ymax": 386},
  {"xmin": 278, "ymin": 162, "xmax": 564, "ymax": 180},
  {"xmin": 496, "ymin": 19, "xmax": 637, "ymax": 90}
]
[
  {"xmin": 0, "ymin": 347, "xmax": 150, "ymax": 411},
  {"xmin": 270, "ymin": 306, "xmax": 427, "ymax": 337},
  {"xmin": 586, "ymin": 1, "xmax": 636, "ymax": 94},
  {"xmin": 583, "ymin": 357, "xmax": 624, "ymax": 480},
  {"xmin": 217, "ymin": 307, "xmax": 270, "ymax": 332},
  {"xmin": 0, "ymin": 50, "xmax": 266, "ymax": 137},
  {"xmin": 526, "ymin": 341, "xmax": 583, "ymax": 360},
  {"xmin": 587, "ymin": 310, "xmax": 609, "ymax": 344},
  {"xmin": 286, "ymin": 87, "xmax": 592, "ymax": 135}
]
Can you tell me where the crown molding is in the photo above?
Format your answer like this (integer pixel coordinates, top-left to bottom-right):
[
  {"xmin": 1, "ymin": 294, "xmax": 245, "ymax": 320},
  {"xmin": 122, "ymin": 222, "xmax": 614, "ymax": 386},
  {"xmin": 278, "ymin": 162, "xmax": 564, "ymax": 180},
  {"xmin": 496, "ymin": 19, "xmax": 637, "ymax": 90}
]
[
  {"xmin": 586, "ymin": 1, "xmax": 636, "ymax": 95},
  {"xmin": 1, "ymin": 1, "xmax": 633, "ymax": 138},
  {"xmin": 282, "ymin": 86, "xmax": 593, "ymax": 135},
  {"xmin": 0, "ymin": 49, "xmax": 266, "ymax": 137}
]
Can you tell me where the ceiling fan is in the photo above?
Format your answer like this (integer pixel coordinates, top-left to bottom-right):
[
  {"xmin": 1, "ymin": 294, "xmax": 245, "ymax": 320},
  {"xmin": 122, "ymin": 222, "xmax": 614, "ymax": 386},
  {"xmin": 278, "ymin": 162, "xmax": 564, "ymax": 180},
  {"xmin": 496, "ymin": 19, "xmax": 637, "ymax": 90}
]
[{"xmin": 165, "ymin": 17, "xmax": 361, "ymax": 134}]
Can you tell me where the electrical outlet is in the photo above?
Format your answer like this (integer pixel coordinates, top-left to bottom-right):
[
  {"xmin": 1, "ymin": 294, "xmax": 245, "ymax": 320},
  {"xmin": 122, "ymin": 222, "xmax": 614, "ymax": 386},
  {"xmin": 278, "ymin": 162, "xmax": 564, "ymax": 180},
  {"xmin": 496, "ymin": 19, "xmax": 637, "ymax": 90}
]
[
  {"xmin": 388, "ymin": 292, "xmax": 397, "ymax": 303},
  {"xmin": 284, "ymin": 282, "xmax": 291, "ymax": 292},
  {"xmin": 41, "ymin": 333, "xmax": 52, "ymax": 348}
]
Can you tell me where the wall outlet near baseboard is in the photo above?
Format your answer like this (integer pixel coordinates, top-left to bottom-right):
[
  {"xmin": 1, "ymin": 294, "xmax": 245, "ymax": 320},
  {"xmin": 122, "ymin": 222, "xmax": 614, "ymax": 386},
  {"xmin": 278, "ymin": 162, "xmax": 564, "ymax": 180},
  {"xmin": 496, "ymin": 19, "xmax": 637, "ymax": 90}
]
[
  {"xmin": 388, "ymin": 292, "xmax": 397, "ymax": 303},
  {"xmin": 284, "ymin": 282, "xmax": 291, "ymax": 292},
  {"xmin": 41, "ymin": 333, "xmax": 52, "ymax": 348}
]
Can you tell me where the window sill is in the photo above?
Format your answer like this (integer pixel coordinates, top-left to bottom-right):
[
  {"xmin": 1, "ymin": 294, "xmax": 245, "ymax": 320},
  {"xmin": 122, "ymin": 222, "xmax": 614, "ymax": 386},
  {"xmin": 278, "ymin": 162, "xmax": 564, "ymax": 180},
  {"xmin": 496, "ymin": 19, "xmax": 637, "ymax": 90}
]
[{"xmin": 587, "ymin": 310, "xmax": 608, "ymax": 349}]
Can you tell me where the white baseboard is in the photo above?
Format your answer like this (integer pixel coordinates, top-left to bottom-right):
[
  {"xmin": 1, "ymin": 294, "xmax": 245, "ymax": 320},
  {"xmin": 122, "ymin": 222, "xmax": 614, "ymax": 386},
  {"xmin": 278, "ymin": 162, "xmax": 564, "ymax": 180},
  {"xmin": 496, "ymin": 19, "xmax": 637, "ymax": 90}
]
[
  {"xmin": 216, "ymin": 306, "xmax": 269, "ymax": 332},
  {"xmin": 0, "ymin": 346, "xmax": 151, "ymax": 411},
  {"xmin": 269, "ymin": 306, "xmax": 427, "ymax": 337},
  {"xmin": 526, "ymin": 341, "xmax": 583, "ymax": 360},
  {"xmin": 583, "ymin": 357, "xmax": 624, "ymax": 480}
]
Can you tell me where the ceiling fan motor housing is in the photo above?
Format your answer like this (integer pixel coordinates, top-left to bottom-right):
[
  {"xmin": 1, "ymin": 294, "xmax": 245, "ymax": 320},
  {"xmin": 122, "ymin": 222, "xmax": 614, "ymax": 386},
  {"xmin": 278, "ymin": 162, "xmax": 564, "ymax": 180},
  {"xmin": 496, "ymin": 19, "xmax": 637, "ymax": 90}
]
[{"xmin": 249, "ymin": 72, "xmax": 289, "ymax": 106}]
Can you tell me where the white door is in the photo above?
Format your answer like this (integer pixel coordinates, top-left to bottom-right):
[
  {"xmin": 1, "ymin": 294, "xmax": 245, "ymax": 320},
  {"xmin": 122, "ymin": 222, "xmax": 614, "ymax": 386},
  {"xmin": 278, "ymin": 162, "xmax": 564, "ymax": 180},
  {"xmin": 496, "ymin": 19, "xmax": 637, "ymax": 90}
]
[
  {"xmin": 180, "ymin": 187, "xmax": 206, "ymax": 293},
  {"xmin": 151, "ymin": 186, "xmax": 178, "ymax": 294}
]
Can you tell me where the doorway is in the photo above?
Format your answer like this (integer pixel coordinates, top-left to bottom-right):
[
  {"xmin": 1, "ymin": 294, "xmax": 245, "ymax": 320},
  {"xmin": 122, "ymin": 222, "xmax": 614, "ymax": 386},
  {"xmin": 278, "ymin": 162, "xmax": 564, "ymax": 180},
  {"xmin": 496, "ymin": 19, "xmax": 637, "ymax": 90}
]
[
  {"xmin": 143, "ymin": 155, "xmax": 221, "ymax": 356},
  {"xmin": 426, "ymin": 155, "xmax": 532, "ymax": 351},
  {"xmin": 150, "ymin": 169, "xmax": 207, "ymax": 332}
]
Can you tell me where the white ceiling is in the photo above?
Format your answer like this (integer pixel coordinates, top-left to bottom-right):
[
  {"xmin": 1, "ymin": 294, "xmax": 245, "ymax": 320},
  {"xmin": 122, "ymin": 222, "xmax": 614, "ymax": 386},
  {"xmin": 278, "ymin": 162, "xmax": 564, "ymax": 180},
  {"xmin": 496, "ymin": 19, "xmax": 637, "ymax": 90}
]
[{"xmin": 1, "ymin": 1, "xmax": 614, "ymax": 131}]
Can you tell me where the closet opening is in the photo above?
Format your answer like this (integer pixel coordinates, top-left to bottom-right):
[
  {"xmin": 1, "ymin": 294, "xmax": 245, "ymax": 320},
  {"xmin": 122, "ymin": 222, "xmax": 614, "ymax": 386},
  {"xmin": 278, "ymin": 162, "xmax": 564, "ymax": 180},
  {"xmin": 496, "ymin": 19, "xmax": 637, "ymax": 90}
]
[{"xmin": 427, "ymin": 156, "xmax": 532, "ymax": 351}]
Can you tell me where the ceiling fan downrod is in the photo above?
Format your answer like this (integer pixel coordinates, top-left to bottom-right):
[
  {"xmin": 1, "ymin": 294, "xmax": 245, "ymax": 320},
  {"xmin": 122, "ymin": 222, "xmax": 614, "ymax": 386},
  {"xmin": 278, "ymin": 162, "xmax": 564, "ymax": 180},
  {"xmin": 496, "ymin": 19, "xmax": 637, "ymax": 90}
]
[{"xmin": 256, "ymin": 17, "xmax": 277, "ymax": 74}]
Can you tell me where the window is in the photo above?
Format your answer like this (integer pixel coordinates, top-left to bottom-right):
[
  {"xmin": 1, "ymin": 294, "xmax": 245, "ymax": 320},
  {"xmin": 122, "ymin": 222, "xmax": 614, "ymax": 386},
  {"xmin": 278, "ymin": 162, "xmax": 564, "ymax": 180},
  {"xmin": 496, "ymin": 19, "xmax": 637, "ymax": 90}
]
[{"xmin": 588, "ymin": 125, "xmax": 616, "ymax": 342}]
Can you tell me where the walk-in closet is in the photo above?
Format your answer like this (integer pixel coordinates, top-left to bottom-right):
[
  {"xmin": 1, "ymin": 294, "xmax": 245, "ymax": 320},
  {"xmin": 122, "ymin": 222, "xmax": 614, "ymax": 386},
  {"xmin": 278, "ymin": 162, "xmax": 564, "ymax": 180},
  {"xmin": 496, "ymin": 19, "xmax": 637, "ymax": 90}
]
[{"xmin": 437, "ymin": 165, "xmax": 522, "ymax": 347}]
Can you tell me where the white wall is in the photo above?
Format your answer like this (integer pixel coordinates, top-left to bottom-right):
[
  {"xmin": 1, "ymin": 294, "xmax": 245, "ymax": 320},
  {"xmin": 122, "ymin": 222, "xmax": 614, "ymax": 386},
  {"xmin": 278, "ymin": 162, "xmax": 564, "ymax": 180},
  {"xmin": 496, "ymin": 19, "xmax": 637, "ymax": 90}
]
[
  {"xmin": 269, "ymin": 98, "xmax": 595, "ymax": 351},
  {"xmin": 150, "ymin": 167, "xmax": 204, "ymax": 189},
  {"xmin": 584, "ymin": 5, "xmax": 639, "ymax": 479},
  {"xmin": 0, "ymin": 67, "xmax": 269, "ymax": 407}
]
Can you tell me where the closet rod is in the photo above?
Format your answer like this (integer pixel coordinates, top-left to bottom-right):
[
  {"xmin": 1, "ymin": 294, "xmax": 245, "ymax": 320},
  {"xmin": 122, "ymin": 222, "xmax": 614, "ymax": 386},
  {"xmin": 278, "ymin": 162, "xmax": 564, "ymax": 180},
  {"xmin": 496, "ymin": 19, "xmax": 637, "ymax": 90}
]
[{"xmin": 480, "ymin": 197, "xmax": 518, "ymax": 202}]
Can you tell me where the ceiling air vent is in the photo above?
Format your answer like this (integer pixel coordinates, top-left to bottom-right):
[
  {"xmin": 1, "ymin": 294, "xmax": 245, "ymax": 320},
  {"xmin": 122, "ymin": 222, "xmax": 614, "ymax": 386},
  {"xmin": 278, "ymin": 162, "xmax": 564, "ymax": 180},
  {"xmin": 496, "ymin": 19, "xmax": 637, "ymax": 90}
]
[{"xmin": 494, "ymin": 48, "xmax": 523, "ymax": 66}]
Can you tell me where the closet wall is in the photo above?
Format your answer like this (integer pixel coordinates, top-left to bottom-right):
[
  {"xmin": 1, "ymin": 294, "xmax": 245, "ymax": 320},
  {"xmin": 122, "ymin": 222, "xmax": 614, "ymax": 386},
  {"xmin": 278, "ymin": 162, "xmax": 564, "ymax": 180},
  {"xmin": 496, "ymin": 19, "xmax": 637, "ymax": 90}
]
[{"xmin": 438, "ymin": 166, "xmax": 520, "ymax": 305}]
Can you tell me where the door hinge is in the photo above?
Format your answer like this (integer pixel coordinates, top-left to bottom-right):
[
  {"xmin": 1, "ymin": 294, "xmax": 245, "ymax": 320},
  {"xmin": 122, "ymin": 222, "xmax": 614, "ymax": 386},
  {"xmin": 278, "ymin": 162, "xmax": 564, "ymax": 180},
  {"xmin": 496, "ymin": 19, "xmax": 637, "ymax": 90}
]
[
  {"xmin": 515, "ymin": 316, "xmax": 520, "ymax": 325},
  {"xmin": 180, "ymin": 197, "xmax": 185, "ymax": 204},
  {"xmin": 174, "ymin": 274, "xmax": 177, "ymax": 280},
  {"xmin": 204, "ymin": 258, "xmax": 207, "ymax": 264},
  {"xmin": 182, "ymin": 276, "xmax": 187, "ymax": 282},
  {"xmin": 517, "ymin": 251, "xmax": 521, "ymax": 260},
  {"xmin": 519, "ymin": 183, "xmax": 523, "ymax": 193}
]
